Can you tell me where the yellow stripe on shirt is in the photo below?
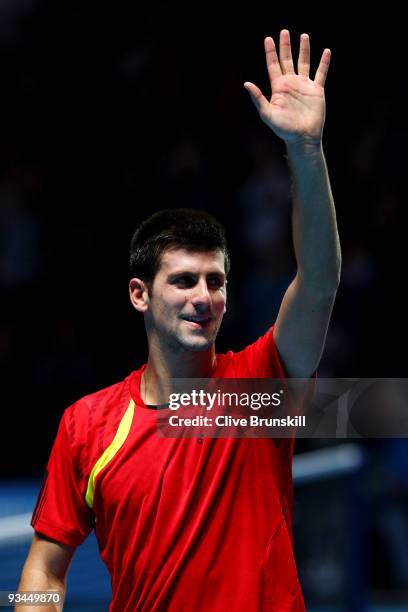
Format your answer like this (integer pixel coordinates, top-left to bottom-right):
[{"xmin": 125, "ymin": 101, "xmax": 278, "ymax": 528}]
[{"xmin": 85, "ymin": 399, "xmax": 135, "ymax": 508}]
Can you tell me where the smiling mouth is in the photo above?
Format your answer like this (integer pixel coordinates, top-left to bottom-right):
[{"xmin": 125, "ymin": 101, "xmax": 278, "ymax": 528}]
[{"xmin": 181, "ymin": 316, "xmax": 212, "ymax": 327}]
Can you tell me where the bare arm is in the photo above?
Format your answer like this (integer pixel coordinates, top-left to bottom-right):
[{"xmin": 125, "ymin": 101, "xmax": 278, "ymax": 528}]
[
  {"xmin": 15, "ymin": 533, "xmax": 74, "ymax": 611},
  {"xmin": 273, "ymin": 140, "xmax": 340, "ymax": 377},
  {"xmin": 244, "ymin": 29, "xmax": 341, "ymax": 377}
]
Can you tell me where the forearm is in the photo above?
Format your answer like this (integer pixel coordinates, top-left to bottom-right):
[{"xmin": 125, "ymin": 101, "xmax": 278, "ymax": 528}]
[
  {"xmin": 15, "ymin": 565, "xmax": 65, "ymax": 612},
  {"xmin": 286, "ymin": 141, "xmax": 341, "ymax": 293}
]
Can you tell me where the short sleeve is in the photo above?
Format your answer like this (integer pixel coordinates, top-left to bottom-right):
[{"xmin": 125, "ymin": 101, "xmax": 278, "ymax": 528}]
[
  {"xmin": 229, "ymin": 325, "xmax": 287, "ymax": 378},
  {"xmin": 31, "ymin": 410, "xmax": 94, "ymax": 548},
  {"xmin": 231, "ymin": 324, "xmax": 317, "ymax": 421}
]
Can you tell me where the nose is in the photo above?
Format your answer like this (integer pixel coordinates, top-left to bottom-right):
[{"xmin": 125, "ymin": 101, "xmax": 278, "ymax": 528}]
[{"xmin": 191, "ymin": 279, "xmax": 211, "ymax": 312}]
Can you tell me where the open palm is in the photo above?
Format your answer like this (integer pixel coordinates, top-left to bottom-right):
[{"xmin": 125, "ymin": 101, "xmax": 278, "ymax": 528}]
[{"xmin": 244, "ymin": 30, "xmax": 331, "ymax": 145}]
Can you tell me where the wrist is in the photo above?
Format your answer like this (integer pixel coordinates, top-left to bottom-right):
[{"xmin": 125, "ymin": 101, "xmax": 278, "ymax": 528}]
[{"xmin": 285, "ymin": 138, "xmax": 323, "ymax": 158}]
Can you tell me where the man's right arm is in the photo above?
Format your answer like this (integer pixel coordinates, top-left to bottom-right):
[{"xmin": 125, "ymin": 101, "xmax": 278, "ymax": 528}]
[{"xmin": 15, "ymin": 533, "xmax": 75, "ymax": 611}]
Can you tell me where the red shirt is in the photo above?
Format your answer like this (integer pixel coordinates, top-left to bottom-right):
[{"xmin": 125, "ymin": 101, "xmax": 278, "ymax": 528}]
[{"xmin": 32, "ymin": 327, "xmax": 306, "ymax": 611}]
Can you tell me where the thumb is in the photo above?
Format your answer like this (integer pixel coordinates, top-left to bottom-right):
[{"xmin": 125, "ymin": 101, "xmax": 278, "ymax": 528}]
[{"xmin": 243, "ymin": 82, "xmax": 269, "ymax": 116}]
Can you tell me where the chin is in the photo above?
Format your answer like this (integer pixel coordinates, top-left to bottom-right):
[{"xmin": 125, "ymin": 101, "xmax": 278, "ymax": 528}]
[
  {"xmin": 175, "ymin": 333, "xmax": 215, "ymax": 353},
  {"xmin": 181, "ymin": 339, "xmax": 213, "ymax": 352}
]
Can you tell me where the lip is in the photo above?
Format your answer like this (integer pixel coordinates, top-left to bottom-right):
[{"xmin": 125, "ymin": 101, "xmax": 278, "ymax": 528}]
[{"xmin": 181, "ymin": 316, "xmax": 212, "ymax": 328}]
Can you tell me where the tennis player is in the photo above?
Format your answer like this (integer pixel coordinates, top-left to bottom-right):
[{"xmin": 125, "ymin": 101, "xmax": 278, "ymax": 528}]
[{"xmin": 16, "ymin": 29, "xmax": 341, "ymax": 611}]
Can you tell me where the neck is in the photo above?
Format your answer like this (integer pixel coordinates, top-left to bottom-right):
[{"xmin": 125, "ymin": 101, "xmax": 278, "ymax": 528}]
[{"xmin": 141, "ymin": 338, "xmax": 216, "ymax": 405}]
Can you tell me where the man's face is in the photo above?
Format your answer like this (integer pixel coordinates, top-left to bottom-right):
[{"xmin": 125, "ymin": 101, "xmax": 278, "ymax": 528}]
[{"xmin": 145, "ymin": 248, "xmax": 227, "ymax": 353}]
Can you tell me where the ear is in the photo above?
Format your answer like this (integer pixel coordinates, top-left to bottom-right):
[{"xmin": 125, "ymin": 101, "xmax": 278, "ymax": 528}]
[{"xmin": 129, "ymin": 278, "xmax": 150, "ymax": 313}]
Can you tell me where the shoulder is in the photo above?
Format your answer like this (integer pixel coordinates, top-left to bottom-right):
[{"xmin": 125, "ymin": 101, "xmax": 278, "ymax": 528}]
[
  {"xmin": 61, "ymin": 374, "xmax": 133, "ymax": 474},
  {"xmin": 64, "ymin": 375, "xmax": 131, "ymax": 428},
  {"xmin": 215, "ymin": 325, "xmax": 286, "ymax": 378}
]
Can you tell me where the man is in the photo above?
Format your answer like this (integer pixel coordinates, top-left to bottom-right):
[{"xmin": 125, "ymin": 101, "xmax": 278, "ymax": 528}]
[{"xmin": 17, "ymin": 29, "xmax": 340, "ymax": 611}]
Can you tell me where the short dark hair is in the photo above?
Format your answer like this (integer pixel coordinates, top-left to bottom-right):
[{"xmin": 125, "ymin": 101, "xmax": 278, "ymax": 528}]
[{"xmin": 129, "ymin": 208, "xmax": 230, "ymax": 284}]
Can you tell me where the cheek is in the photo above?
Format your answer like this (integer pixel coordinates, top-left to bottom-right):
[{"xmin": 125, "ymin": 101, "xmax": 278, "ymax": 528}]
[
  {"xmin": 155, "ymin": 292, "xmax": 187, "ymax": 315},
  {"xmin": 215, "ymin": 292, "xmax": 227, "ymax": 314},
  {"xmin": 151, "ymin": 295, "xmax": 171, "ymax": 320}
]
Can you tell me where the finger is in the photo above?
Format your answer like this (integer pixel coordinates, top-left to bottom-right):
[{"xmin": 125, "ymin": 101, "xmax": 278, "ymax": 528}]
[
  {"xmin": 297, "ymin": 33, "xmax": 310, "ymax": 78},
  {"xmin": 314, "ymin": 48, "xmax": 331, "ymax": 88},
  {"xmin": 243, "ymin": 82, "xmax": 269, "ymax": 116},
  {"xmin": 279, "ymin": 29, "xmax": 295, "ymax": 74},
  {"xmin": 264, "ymin": 36, "xmax": 282, "ymax": 84}
]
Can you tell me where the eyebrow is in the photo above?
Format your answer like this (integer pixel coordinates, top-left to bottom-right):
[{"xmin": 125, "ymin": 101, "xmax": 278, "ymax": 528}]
[{"xmin": 167, "ymin": 271, "xmax": 226, "ymax": 281}]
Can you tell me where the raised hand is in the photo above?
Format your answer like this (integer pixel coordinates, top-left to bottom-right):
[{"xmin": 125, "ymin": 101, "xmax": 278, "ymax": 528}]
[{"xmin": 244, "ymin": 30, "xmax": 331, "ymax": 145}]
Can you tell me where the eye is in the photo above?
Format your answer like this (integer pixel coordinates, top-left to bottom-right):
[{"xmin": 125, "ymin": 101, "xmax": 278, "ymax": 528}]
[
  {"xmin": 207, "ymin": 277, "xmax": 224, "ymax": 289},
  {"xmin": 172, "ymin": 275, "xmax": 196, "ymax": 288}
]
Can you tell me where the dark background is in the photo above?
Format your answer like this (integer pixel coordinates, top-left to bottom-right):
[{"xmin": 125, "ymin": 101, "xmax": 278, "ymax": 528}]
[{"xmin": 1, "ymin": 1, "xmax": 408, "ymax": 601}]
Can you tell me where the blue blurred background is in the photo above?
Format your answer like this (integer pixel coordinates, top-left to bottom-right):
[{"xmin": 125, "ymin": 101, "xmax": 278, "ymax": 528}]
[{"xmin": 0, "ymin": 1, "xmax": 407, "ymax": 610}]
